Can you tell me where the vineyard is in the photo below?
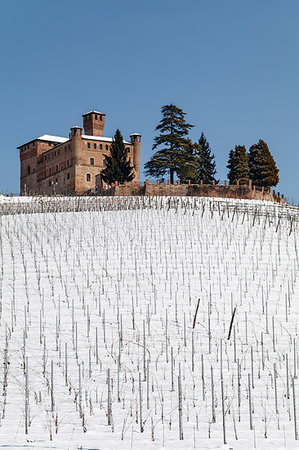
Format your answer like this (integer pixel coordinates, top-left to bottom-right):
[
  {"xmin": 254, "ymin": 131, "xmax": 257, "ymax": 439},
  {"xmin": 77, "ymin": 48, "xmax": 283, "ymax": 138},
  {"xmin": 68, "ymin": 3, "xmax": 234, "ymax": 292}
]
[{"xmin": 0, "ymin": 195, "xmax": 298, "ymax": 449}]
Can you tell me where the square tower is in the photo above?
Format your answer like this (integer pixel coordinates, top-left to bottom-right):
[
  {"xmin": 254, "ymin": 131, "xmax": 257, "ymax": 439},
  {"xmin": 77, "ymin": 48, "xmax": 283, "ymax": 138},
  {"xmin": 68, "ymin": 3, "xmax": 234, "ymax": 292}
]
[{"xmin": 82, "ymin": 110, "xmax": 105, "ymax": 136}]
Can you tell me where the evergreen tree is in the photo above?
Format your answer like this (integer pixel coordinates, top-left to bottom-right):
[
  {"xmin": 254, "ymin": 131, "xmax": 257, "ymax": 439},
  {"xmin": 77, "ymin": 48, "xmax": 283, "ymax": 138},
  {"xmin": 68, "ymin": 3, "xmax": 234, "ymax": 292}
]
[
  {"xmin": 227, "ymin": 149, "xmax": 237, "ymax": 184},
  {"xmin": 101, "ymin": 129, "xmax": 135, "ymax": 185},
  {"xmin": 248, "ymin": 139, "xmax": 279, "ymax": 187},
  {"xmin": 176, "ymin": 140, "xmax": 199, "ymax": 183},
  {"xmin": 227, "ymin": 145, "xmax": 249, "ymax": 185},
  {"xmin": 193, "ymin": 133, "xmax": 217, "ymax": 184},
  {"xmin": 144, "ymin": 104, "xmax": 194, "ymax": 184}
]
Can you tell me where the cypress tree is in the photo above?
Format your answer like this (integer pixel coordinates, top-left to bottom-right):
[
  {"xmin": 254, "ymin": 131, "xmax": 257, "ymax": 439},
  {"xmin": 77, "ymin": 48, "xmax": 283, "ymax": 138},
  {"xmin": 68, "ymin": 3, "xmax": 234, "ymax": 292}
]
[
  {"xmin": 101, "ymin": 129, "xmax": 135, "ymax": 185},
  {"xmin": 144, "ymin": 104, "xmax": 194, "ymax": 184},
  {"xmin": 193, "ymin": 133, "xmax": 217, "ymax": 184},
  {"xmin": 235, "ymin": 145, "xmax": 249, "ymax": 185},
  {"xmin": 248, "ymin": 139, "xmax": 279, "ymax": 187},
  {"xmin": 227, "ymin": 145, "xmax": 249, "ymax": 185},
  {"xmin": 227, "ymin": 149, "xmax": 237, "ymax": 185}
]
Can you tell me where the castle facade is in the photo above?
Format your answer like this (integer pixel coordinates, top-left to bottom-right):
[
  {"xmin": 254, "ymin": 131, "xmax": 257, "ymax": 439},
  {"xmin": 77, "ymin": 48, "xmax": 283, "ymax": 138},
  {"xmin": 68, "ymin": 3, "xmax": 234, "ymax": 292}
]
[{"xmin": 18, "ymin": 110, "xmax": 141, "ymax": 195}]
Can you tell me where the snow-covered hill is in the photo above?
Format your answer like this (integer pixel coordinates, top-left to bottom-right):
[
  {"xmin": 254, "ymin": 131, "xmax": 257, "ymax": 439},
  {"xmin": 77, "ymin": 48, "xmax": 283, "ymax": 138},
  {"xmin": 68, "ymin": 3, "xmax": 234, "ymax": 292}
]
[{"xmin": 0, "ymin": 196, "xmax": 298, "ymax": 449}]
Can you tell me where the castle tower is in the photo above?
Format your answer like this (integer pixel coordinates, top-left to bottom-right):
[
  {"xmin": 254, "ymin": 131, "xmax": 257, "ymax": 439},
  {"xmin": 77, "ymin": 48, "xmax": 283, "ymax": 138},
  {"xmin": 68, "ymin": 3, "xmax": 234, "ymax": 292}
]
[
  {"xmin": 130, "ymin": 133, "xmax": 141, "ymax": 184},
  {"xmin": 82, "ymin": 111, "xmax": 105, "ymax": 136},
  {"xmin": 69, "ymin": 126, "xmax": 83, "ymax": 165}
]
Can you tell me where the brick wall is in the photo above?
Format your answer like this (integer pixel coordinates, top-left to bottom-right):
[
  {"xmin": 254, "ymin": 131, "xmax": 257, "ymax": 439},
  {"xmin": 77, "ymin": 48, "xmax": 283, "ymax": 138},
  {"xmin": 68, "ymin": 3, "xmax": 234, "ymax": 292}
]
[{"xmin": 100, "ymin": 183, "xmax": 285, "ymax": 203}]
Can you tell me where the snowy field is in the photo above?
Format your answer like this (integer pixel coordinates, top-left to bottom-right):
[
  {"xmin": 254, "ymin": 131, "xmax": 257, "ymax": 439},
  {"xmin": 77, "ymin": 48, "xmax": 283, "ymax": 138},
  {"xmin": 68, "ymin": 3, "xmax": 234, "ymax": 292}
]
[{"xmin": 0, "ymin": 196, "xmax": 298, "ymax": 449}]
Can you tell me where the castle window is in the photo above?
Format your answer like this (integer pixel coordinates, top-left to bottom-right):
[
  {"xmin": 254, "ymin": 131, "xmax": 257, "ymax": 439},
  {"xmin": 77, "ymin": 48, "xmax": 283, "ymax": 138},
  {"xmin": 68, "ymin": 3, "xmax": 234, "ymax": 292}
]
[
  {"xmin": 105, "ymin": 145, "xmax": 108, "ymax": 150},
  {"xmin": 49, "ymin": 168, "xmax": 52, "ymax": 176},
  {"xmin": 90, "ymin": 158, "xmax": 94, "ymax": 166},
  {"xmin": 67, "ymin": 173, "xmax": 70, "ymax": 180},
  {"xmin": 56, "ymin": 165, "xmax": 58, "ymax": 172},
  {"xmin": 126, "ymin": 147, "xmax": 130, "ymax": 153},
  {"xmin": 86, "ymin": 173, "xmax": 91, "ymax": 182},
  {"xmin": 58, "ymin": 149, "xmax": 60, "ymax": 155},
  {"xmin": 95, "ymin": 115, "xmax": 98, "ymax": 120},
  {"xmin": 100, "ymin": 115, "xmax": 102, "ymax": 121},
  {"xmin": 87, "ymin": 142, "xmax": 90, "ymax": 149},
  {"xmin": 65, "ymin": 147, "xmax": 67, "ymax": 152},
  {"xmin": 100, "ymin": 144, "xmax": 102, "ymax": 150},
  {"xmin": 27, "ymin": 166, "xmax": 31, "ymax": 175},
  {"xmin": 94, "ymin": 143, "xmax": 96, "ymax": 149},
  {"xmin": 74, "ymin": 129, "xmax": 77, "ymax": 135},
  {"xmin": 67, "ymin": 160, "xmax": 70, "ymax": 167},
  {"xmin": 49, "ymin": 181, "xmax": 51, "ymax": 187}
]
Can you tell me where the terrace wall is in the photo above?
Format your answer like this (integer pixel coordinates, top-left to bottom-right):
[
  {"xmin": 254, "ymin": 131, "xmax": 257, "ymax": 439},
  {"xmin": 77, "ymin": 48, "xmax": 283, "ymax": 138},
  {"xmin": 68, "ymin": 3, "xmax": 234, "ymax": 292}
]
[{"xmin": 100, "ymin": 183, "xmax": 285, "ymax": 203}]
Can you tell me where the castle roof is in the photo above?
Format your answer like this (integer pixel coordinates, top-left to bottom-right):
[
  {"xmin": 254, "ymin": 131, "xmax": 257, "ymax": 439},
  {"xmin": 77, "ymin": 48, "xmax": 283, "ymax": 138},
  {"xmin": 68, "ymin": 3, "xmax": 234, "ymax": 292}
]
[
  {"xmin": 82, "ymin": 110, "xmax": 106, "ymax": 116},
  {"xmin": 18, "ymin": 134, "xmax": 68, "ymax": 148},
  {"xmin": 82, "ymin": 135, "xmax": 131, "ymax": 145},
  {"xmin": 38, "ymin": 134, "xmax": 69, "ymax": 143}
]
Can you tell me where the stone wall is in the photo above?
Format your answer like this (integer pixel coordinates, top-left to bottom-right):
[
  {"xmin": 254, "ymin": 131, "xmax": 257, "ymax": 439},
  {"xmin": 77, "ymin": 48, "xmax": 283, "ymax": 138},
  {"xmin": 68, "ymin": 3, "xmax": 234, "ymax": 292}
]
[
  {"xmin": 100, "ymin": 183, "xmax": 285, "ymax": 203},
  {"xmin": 101, "ymin": 184, "xmax": 145, "ymax": 196}
]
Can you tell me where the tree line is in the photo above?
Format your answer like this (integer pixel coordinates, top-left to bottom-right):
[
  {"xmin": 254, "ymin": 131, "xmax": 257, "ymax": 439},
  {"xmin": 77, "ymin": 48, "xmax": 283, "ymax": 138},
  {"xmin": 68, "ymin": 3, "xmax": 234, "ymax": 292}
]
[
  {"xmin": 145, "ymin": 104, "xmax": 279, "ymax": 187},
  {"xmin": 100, "ymin": 104, "xmax": 279, "ymax": 188}
]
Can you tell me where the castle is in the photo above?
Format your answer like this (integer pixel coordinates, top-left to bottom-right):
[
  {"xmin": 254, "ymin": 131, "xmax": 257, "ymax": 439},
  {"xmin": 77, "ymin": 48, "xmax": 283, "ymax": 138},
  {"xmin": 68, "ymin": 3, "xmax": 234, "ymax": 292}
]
[{"xmin": 18, "ymin": 110, "xmax": 141, "ymax": 195}]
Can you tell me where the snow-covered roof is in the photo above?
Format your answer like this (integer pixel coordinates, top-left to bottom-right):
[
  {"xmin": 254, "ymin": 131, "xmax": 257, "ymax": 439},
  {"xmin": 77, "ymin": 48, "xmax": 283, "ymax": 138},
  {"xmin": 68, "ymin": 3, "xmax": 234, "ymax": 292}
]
[
  {"xmin": 82, "ymin": 135, "xmax": 131, "ymax": 145},
  {"xmin": 37, "ymin": 134, "xmax": 69, "ymax": 143},
  {"xmin": 130, "ymin": 132, "xmax": 141, "ymax": 136},
  {"xmin": 82, "ymin": 110, "xmax": 105, "ymax": 116},
  {"xmin": 18, "ymin": 134, "xmax": 69, "ymax": 148}
]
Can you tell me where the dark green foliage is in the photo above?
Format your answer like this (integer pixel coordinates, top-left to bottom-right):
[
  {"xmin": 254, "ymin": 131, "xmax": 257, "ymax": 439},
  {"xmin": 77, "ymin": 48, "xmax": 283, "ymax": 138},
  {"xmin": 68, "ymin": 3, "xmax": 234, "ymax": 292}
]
[
  {"xmin": 193, "ymin": 133, "xmax": 217, "ymax": 184},
  {"xmin": 248, "ymin": 139, "xmax": 279, "ymax": 187},
  {"xmin": 227, "ymin": 149, "xmax": 236, "ymax": 184},
  {"xmin": 144, "ymin": 104, "xmax": 194, "ymax": 184},
  {"xmin": 101, "ymin": 129, "xmax": 135, "ymax": 185},
  {"xmin": 227, "ymin": 145, "xmax": 249, "ymax": 185},
  {"xmin": 176, "ymin": 140, "xmax": 199, "ymax": 183}
]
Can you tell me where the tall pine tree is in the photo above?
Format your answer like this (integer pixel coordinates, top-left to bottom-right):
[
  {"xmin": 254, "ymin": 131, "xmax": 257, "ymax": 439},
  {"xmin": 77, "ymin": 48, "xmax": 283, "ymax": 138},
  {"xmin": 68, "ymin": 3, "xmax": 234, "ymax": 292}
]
[
  {"xmin": 101, "ymin": 129, "xmax": 135, "ymax": 185},
  {"xmin": 193, "ymin": 133, "xmax": 217, "ymax": 184},
  {"xmin": 227, "ymin": 145, "xmax": 249, "ymax": 185},
  {"xmin": 248, "ymin": 139, "xmax": 279, "ymax": 187},
  {"xmin": 144, "ymin": 104, "xmax": 194, "ymax": 184}
]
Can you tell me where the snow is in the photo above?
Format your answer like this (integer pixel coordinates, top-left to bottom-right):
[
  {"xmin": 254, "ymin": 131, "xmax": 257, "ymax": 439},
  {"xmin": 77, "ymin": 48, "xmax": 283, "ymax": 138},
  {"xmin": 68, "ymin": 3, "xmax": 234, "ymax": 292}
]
[
  {"xmin": 82, "ymin": 110, "xmax": 105, "ymax": 116},
  {"xmin": 82, "ymin": 135, "xmax": 131, "ymax": 144},
  {"xmin": 37, "ymin": 134, "xmax": 69, "ymax": 144},
  {"xmin": 0, "ymin": 196, "xmax": 298, "ymax": 449}
]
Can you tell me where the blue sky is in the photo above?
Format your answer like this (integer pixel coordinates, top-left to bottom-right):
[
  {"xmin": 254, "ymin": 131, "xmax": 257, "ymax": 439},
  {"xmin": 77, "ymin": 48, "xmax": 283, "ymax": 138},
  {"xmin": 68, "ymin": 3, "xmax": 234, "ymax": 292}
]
[{"xmin": 0, "ymin": 0, "xmax": 298, "ymax": 202}]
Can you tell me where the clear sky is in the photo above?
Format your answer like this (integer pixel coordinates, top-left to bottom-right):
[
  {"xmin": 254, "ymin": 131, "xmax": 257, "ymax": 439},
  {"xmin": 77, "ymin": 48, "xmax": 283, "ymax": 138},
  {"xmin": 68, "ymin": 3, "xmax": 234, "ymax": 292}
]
[{"xmin": 0, "ymin": 0, "xmax": 298, "ymax": 202}]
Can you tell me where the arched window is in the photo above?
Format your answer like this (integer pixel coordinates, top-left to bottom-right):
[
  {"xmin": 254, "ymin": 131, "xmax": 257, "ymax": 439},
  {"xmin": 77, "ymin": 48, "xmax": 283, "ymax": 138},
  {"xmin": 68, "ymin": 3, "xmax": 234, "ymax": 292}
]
[{"xmin": 86, "ymin": 173, "xmax": 91, "ymax": 182}]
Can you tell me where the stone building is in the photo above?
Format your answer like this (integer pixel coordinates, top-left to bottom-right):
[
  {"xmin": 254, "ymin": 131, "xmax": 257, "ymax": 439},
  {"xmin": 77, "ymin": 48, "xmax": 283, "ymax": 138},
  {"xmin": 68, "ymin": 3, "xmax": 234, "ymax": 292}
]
[{"xmin": 18, "ymin": 110, "xmax": 141, "ymax": 195}]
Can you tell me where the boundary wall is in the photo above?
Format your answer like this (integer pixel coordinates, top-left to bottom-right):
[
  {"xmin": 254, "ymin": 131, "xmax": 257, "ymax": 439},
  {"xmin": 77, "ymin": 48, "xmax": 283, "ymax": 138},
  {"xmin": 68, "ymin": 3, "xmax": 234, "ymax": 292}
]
[{"xmin": 100, "ymin": 183, "xmax": 285, "ymax": 203}]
